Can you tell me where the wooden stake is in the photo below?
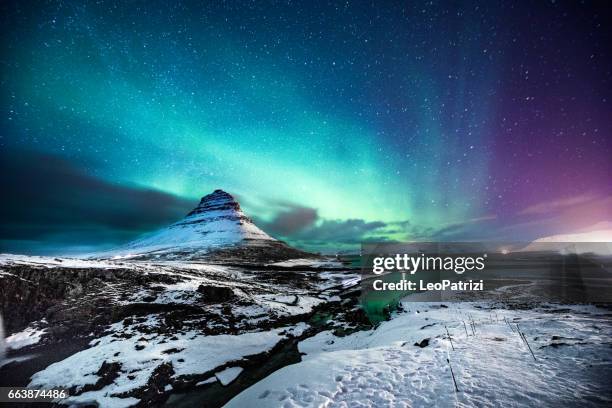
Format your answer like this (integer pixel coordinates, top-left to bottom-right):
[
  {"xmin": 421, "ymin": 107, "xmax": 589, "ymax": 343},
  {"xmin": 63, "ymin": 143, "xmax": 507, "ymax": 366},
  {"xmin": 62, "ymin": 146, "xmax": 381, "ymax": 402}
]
[
  {"xmin": 521, "ymin": 332, "xmax": 537, "ymax": 361},
  {"xmin": 516, "ymin": 324, "xmax": 537, "ymax": 361},
  {"xmin": 516, "ymin": 324, "xmax": 525, "ymax": 343},
  {"xmin": 504, "ymin": 317, "xmax": 515, "ymax": 332},
  {"xmin": 445, "ymin": 325, "xmax": 455, "ymax": 351},
  {"xmin": 447, "ymin": 358, "xmax": 459, "ymax": 392}
]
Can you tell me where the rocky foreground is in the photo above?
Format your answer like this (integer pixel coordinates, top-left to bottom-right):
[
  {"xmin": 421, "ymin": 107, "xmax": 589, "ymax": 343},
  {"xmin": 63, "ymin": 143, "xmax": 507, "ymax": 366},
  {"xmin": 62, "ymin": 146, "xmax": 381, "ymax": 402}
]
[
  {"xmin": 2, "ymin": 253, "xmax": 611, "ymax": 408},
  {"xmin": 0, "ymin": 255, "xmax": 362, "ymax": 407}
]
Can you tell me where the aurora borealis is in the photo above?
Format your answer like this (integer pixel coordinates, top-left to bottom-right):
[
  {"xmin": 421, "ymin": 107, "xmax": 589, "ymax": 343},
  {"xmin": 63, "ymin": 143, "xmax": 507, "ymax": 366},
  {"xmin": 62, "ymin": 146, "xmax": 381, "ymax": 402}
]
[{"xmin": 1, "ymin": 1, "xmax": 610, "ymax": 254}]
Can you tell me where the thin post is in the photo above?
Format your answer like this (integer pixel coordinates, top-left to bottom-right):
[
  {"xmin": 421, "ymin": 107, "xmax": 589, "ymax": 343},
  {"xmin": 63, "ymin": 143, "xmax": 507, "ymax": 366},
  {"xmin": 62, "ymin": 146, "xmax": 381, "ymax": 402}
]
[
  {"xmin": 463, "ymin": 320, "xmax": 469, "ymax": 337},
  {"xmin": 445, "ymin": 325, "xmax": 455, "ymax": 351},
  {"xmin": 516, "ymin": 324, "xmax": 537, "ymax": 361},
  {"xmin": 447, "ymin": 358, "xmax": 459, "ymax": 392},
  {"xmin": 520, "ymin": 332, "xmax": 537, "ymax": 361},
  {"xmin": 516, "ymin": 324, "xmax": 525, "ymax": 343}
]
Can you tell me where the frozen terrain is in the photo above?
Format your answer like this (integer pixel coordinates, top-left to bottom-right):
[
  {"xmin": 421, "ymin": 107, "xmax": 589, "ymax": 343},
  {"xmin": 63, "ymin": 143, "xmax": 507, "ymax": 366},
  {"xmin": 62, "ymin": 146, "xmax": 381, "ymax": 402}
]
[
  {"xmin": 1, "ymin": 251, "xmax": 611, "ymax": 407},
  {"xmin": 227, "ymin": 300, "xmax": 612, "ymax": 407},
  {"xmin": 29, "ymin": 323, "xmax": 307, "ymax": 408},
  {"xmin": 0, "ymin": 253, "xmax": 361, "ymax": 407},
  {"xmin": 5, "ymin": 325, "xmax": 47, "ymax": 350}
]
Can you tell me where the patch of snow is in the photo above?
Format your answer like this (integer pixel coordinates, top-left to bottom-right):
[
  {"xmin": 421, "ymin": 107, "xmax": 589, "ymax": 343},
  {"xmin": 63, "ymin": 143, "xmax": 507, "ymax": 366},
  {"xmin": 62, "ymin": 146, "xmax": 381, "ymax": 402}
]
[
  {"xmin": 267, "ymin": 258, "xmax": 343, "ymax": 268},
  {"xmin": 6, "ymin": 326, "xmax": 46, "ymax": 350},
  {"xmin": 0, "ymin": 254, "xmax": 131, "ymax": 269},
  {"xmin": 195, "ymin": 377, "xmax": 217, "ymax": 386},
  {"xmin": 255, "ymin": 295, "xmax": 324, "ymax": 315},
  {"xmin": 284, "ymin": 322, "xmax": 309, "ymax": 337},
  {"xmin": 317, "ymin": 271, "xmax": 361, "ymax": 290},
  {"xmin": 215, "ymin": 366, "xmax": 243, "ymax": 385},
  {"xmin": 0, "ymin": 254, "xmax": 227, "ymax": 274},
  {"xmin": 58, "ymin": 391, "xmax": 139, "ymax": 408}
]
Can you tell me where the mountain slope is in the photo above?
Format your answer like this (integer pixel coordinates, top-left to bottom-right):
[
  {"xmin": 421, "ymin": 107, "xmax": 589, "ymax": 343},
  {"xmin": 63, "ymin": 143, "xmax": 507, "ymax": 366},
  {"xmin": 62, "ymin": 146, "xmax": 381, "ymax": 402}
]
[
  {"xmin": 519, "ymin": 226, "xmax": 612, "ymax": 255},
  {"xmin": 99, "ymin": 189, "xmax": 313, "ymax": 262}
]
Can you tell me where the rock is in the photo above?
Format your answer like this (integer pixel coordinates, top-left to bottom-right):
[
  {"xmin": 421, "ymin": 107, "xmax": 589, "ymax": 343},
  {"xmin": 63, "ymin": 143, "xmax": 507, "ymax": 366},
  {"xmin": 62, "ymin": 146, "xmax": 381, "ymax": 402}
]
[
  {"xmin": 96, "ymin": 361, "xmax": 122, "ymax": 387},
  {"xmin": 127, "ymin": 362, "xmax": 175, "ymax": 405},
  {"xmin": 49, "ymin": 325, "xmax": 70, "ymax": 337},
  {"xmin": 414, "ymin": 338, "xmax": 430, "ymax": 348},
  {"xmin": 77, "ymin": 361, "xmax": 122, "ymax": 394},
  {"xmin": 161, "ymin": 348, "xmax": 184, "ymax": 354},
  {"xmin": 197, "ymin": 285, "xmax": 235, "ymax": 302},
  {"xmin": 343, "ymin": 307, "xmax": 371, "ymax": 326},
  {"xmin": 142, "ymin": 295, "xmax": 157, "ymax": 302}
]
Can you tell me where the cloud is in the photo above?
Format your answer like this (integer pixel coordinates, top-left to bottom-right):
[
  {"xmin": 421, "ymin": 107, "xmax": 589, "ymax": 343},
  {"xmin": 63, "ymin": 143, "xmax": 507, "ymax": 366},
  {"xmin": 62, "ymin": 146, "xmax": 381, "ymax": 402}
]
[
  {"xmin": 0, "ymin": 149, "xmax": 194, "ymax": 254},
  {"xmin": 263, "ymin": 205, "xmax": 318, "ymax": 236},
  {"xmin": 253, "ymin": 198, "xmax": 413, "ymax": 252},
  {"xmin": 518, "ymin": 194, "xmax": 598, "ymax": 215},
  {"xmin": 500, "ymin": 195, "xmax": 612, "ymax": 241},
  {"xmin": 283, "ymin": 218, "xmax": 390, "ymax": 253},
  {"xmin": 295, "ymin": 219, "xmax": 387, "ymax": 243},
  {"xmin": 255, "ymin": 199, "xmax": 391, "ymax": 246},
  {"xmin": 500, "ymin": 194, "xmax": 612, "ymax": 241},
  {"xmin": 427, "ymin": 215, "xmax": 499, "ymax": 241}
]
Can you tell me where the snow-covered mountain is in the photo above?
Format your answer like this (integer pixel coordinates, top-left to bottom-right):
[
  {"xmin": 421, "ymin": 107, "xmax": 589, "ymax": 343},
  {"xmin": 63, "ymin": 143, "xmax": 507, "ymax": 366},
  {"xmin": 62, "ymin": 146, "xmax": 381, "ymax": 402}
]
[
  {"xmin": 519, "ymin": 226, "xmax": 612, "ymax": 256},
  {"xmin": 98, "ymin": 189, "xmax": 312, "ymax": 262}
]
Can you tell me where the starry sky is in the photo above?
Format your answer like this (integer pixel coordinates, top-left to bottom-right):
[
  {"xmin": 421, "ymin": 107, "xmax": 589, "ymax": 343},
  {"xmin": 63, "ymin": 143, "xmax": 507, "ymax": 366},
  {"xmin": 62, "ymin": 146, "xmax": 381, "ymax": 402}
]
[{"xmin": 1, "ymin": 0, "xmax": 610, "ymax": 254}]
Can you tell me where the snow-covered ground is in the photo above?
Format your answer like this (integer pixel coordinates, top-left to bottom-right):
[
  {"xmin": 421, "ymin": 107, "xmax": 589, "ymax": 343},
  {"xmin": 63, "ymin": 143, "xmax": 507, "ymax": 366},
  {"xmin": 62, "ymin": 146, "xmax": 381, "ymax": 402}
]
[
  {"xmin": 216, "ymin": 366, "xmax": 245, "ymax": 386},
  {"xmin": 29, "ymin": 318, "xmax": 308, "ymax": 408},
  {"xmin": 267, "ymin": 259, "xmax": 344, "ymax": 268},
  {"xmin": 226, "ymin": 302, "xmax": 612, "ymax": 407},
  {"xmin": 6, "ymin": 251, "xmax": 608, "ymax": 407},
  {"xmin": 0, "ymin": 254, "xmax": 132, "ymax": 269},
  {"xmin": 1, "ymin": 251, "xmax": 357, "ymax": 407},
  {"xmin": 5, "ymin": 325, "xmax": 47, "ymax": 350}
]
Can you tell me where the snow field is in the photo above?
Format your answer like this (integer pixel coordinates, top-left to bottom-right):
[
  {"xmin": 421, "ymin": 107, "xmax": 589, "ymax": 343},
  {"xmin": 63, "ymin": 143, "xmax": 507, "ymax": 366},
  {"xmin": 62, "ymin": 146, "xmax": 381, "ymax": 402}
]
[{"xmin": 226, "ymin": 302, "xmax": 612, "ymax": 408}]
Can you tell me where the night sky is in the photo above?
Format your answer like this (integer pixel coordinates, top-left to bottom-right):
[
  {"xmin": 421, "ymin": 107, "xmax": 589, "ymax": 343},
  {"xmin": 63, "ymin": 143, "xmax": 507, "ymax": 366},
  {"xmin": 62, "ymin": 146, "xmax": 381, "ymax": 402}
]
[{"xmin": 1, "ymin": 1, "xmax": 610, "ymax": 254}]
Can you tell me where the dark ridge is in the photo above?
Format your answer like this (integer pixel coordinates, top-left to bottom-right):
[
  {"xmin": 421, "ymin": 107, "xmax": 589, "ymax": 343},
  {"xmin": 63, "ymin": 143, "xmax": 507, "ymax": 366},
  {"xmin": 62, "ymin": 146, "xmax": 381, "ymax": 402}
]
[{"xmin": 187, "ymin": 190, "xmax": 241, "ymax": 216}]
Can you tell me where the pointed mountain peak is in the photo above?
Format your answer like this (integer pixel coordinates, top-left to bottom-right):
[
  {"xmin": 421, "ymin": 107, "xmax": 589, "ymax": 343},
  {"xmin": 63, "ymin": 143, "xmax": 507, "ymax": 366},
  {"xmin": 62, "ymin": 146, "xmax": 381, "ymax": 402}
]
[
  {"xmin": 100, "ymin": 189, "xmax": 315, "ymax": 262},
  {"xmin": 188, "ymin": 189, "xmax": 240, "ymax": 216},
  {"xmin": 101, "ymin": 189, "xmax": 309, "ymax": 262}
]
